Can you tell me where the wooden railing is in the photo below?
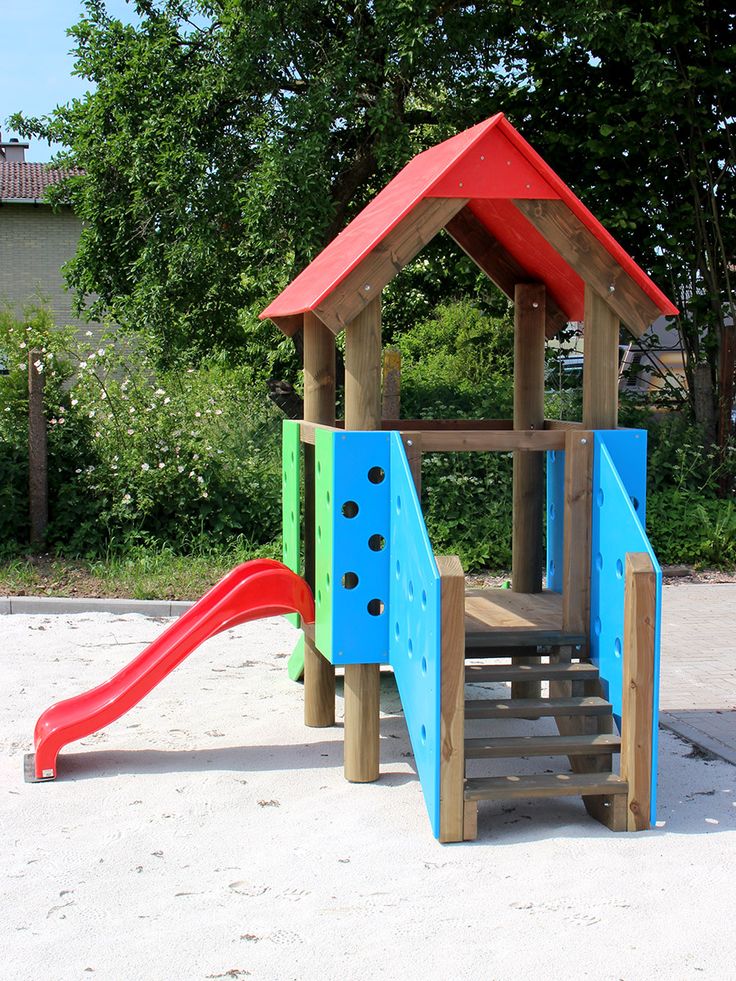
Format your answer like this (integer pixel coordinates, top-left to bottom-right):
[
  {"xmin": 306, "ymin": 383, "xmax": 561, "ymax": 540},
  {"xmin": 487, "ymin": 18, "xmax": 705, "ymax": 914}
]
[{"xmin": 621, "ymin": 552, "xmax": 657, "ymax": 831}]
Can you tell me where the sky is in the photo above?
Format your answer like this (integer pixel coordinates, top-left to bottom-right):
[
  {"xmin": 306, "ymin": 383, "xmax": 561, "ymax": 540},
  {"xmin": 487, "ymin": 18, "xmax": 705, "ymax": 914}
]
[{"xmin": 2, "ymin": 0, "xmax": 138, "ymax": 162}]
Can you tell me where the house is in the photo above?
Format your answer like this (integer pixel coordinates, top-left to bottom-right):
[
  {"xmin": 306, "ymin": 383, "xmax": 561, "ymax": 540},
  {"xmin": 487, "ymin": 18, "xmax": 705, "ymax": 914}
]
[{"xmin": 0, "ymin": 133, "xmax": 102, "ymax": 343}]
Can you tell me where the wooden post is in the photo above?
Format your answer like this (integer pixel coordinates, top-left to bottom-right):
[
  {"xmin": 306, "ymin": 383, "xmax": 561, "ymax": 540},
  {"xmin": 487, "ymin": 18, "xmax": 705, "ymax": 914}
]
[
  {"xmin": 28, "ymin": 349, "xmax": 48, "ymax": 549},
  {"xmin": 582, "ymin": 286, "xmax": 620, "ymax": 429},
  {"xmin": 381, "ymin": 347, "xmax": 401, "ymax": 421},
  {"xmin": 303, "ymin": 312, "xmax": 336, "ymax": 728},
  {"xmin": 511, "ymin": 284, "xmax": 546, "ymax": 698},
  {"xmin": 561, "ymin": 430, "xmax": 593, "ymax": 634},
  {"xmin": 621, "ymin": 552, "xmax": 656, "ymax": 831},
  {"xmin": 343, "ymin": 297, "xmax": 382, "ymax": 782},
  {"xmin": 438, "ymin": 555, "xmax": 467, "ymax": 843}
]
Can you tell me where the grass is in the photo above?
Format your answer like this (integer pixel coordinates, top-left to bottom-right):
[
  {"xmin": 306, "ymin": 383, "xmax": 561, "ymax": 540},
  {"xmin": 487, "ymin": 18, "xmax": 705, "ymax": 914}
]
[{"xmin": 0, "ymin": 539, "xmax": 281, "ymax": 601}]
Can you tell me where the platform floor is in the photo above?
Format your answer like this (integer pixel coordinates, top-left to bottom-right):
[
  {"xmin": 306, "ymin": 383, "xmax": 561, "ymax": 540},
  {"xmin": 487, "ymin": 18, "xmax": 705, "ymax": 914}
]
[{"xmin": 464, "ymin": 589, "xmax": 584, "ymax": 648}]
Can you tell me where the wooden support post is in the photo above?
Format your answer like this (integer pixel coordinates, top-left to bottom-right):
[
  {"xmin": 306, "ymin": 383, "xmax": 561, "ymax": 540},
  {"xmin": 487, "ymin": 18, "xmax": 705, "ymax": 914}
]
[
  {"xmin": 381, "ymin": 347, "xmax": 401, "ymax": 421},
  {"xmin": 561, "ymin": 430, "xmax": 593, "ymax": 635},
  {"xmin": 582, "ymin": 285, "xmax": 620, "ymax": 430},
  {"xmin": 303, "ymin": 312, "xmax": 336, "ymax": 728},
  {"xmin": 437, "ymin": 555, "xmax": 467, "ymax": 843},
  {"xmin": 511, "ymin": 284, "xmax": 546, "ymax": 698},
  {"xmin": 621, "ymin": 552, "xmax": 656, "ymax": 831},
  {"xmin": 343, "ymin": 298, "xmax": 382, "ymax": 782},
  {"xmin": 28, "ymin": 349, "xmax": 48, "ymax": 549}
]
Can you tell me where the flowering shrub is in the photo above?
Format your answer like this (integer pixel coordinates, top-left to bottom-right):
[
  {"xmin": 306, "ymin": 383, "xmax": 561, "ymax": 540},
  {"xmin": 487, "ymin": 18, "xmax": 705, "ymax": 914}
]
[{"xmin": 0, "ymin": 307, "xmax": 282, "ymax": 555}]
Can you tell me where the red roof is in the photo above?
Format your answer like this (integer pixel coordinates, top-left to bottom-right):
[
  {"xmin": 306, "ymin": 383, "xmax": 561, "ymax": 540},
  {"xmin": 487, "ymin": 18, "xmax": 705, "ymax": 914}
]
[
  {"xmin": 261, "ymin": 113, "xmax": 677, "ymax": 330},
  {"xmin": 0, "ymin": 162, "xmax": 82, "ymax": 202}
]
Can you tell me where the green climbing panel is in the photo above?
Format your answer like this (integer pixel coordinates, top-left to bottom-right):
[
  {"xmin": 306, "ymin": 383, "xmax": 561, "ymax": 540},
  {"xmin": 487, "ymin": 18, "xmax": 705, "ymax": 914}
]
[
  {"xmin": 314, "ymin": 426, "xmax": 335, "ymax": 661},
  {"xmin": 282, "ymin": 419, "xmax": 301, "ymax": 627}
]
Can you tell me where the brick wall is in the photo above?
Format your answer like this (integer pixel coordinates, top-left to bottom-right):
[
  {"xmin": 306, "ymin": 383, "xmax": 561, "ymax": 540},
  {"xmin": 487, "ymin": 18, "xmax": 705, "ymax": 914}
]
[{"xmin": 0, "ymin": 203, "xmax": 106, "ymax": 347}]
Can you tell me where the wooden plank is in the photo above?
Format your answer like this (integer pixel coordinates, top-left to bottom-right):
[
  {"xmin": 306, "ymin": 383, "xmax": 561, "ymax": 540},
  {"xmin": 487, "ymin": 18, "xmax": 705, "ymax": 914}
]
[
  {"xmin": 464, "ymin": 696, "xmax": 612, "ymax": 720},
  {"xmin": 445, "ymin": 206, "xmax": 568, "ymax": 338},
  {"xmin": 465, "ymin": 630, "xmax": 587, "ymax": 650},
  {"xmin": 464, "ymin": 772, "xmax": 627, "ymax": 802},
  {"xmin": 465, "ymin": 733, "xmax": 621, "ymax": 759},
  {"xmin": 582, "ymin": 285, "xmax": 620, "ymax": 429},
  {"xmin": 544, "ymin": 419, "xmax": 584, "ymax": 430},
  {"xmin": 416, "ymin": 430, "xmax": 564, "ymax": 452},
  {"xmin": 302, "ymin": 312, "xmax": 337, "ymax": 728},
  {"xmin": 382, "ymin": 418, "xmax": 514, "ymax": 431},
  {"xmin": 315, "ymin": 197, "xmax": 468, "ymax": 333},
  {"xmin": 437, "ymin": 555, "xmax": 466, "ymax": 844},
  {"xmin": 561, "ymin": 430, "xmax": 593, "ymax": 635},
  {"xmin": 343, "ymin": 297, "xmax": 382, "ymax": 783},
  {"xmin": 463, "ymin": 800, "xmax": 478, "ymax": 841},
  {"xmin": 512, "ymin": 199, "xmax": 661, "ymax": 337},
  {"xmin": 465, "ymin": 588, "xmax": 563, "ymax": 632},
  {"xmin": 621, "ymin": 552, "xmax": 656, "ymax": 831},
  {"xmin": 465, "ymin": 662, "xmax": 598, "ymax": 683},
  {"xmin": 381, "ymin": 347, "xmax": 401, "ymax": 420}
]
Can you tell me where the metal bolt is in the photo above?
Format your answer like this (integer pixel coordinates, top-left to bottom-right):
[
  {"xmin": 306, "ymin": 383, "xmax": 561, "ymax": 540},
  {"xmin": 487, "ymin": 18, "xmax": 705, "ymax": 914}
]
[
  {"xmin": 459, "ymin": 181, "xmax": 463, "ymax": 188},
  {"xmin": 407, "ymin": 440, "xmax": 413, "ymax": 446},
  {"xmin": 608, "ymin": 284, "xmax": 616, "ymax": 293},
  {"xmin": 581, "ymin": 438, "xmax": 588, "ymax": 444},
  {"xmin": 480, "ymin": 155, "xmax": 485, "ymax": 161},
  {"xmin": 364, "ymin": 284, "xmax": 371, "ymax": 291},
  {"xmin": 525, "ymin": 183, "xmax": 531, "ymax": 189},
  {"xmin": 532, "ymin": 302, "xmax": 539, "ymax": 308}
]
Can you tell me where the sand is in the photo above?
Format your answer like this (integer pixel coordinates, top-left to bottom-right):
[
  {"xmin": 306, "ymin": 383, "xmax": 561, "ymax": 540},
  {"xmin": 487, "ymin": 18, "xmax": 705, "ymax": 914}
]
[{"xmin": 2, "ymin": 612, "xmax": 735, "ymax": 981}]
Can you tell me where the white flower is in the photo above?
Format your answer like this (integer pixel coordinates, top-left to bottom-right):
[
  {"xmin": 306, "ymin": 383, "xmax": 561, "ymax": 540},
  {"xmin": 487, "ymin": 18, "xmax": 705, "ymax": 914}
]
[
  {"xmin": 197, "ymin": 476, "xmax": 204, "ymax": 485},
  {"xmin": 85, "ymin": 330, "xmax": 93, "ymax": 337},
  {"xmin": 215, "ymin": 409, "xmax": 222, "ymax": 415},
  {"xmin": 79, "ymin": 361, "xmax": 87, "ymax": 369},
  {"xmin": 71, "ymin": 398, "xmax": 78, "ymax": 407},
  {"xmin": 88, "ymin": 411, "xmax": 96, "ymax": 418},
  {"xmin": 177, "ymin": 465, "xmax": 184, "ymax": 473},
  {"xmin": 155, "ymin": 388, "xmax": 165, "ymax": 396},
  {"xmin": 163, "ymin": 397, "xmax": 170, "ymax": 405},
  {"xmin": 122, "ymin": 493, "xmax": 132, "ymax": 503},
  {"xmin": 195, "ymin": 412, "xmax": 201, "ymax": 418},
  {"xmin": 193, "ymin": 454, "xmax": 199, "ymax": 460},
  {"xmin": 98, "ymin": 348, "xmax": 105, "ymax": 356},
  {"xmin": 75, "ymin": 468, "xmax": 82, "ymax": 474},
  {"xmin": 34, "ymin": 360, "xmax": 44, "ymax": 373},
  {"xmin": 129, "ymin": 407, "xmax": 135, "ymax": 414},
  {"xmin": 127, "ymin": 428, "xmax": 134, "ymax": 435},
  {"xmin": 58, "ymin": 406, "xmax": 65, "ymax": 414},
  {"xmin": 19, "ymin": 342, "xmax": 26, "ymax": 349},
  {"xmin": 202, "ymin": 491, "xmax": 208, "ymax": 498},
  {"xmin": 100, "ymin": 391, "xmax": 107, "ymax": 400},
  {"xmin": 158, "ymin": 462, "xmax": 165, "ymax": 469},
  {"xmin": 141, "ymin": 463, "xmax": 150, "ymax": 471}
]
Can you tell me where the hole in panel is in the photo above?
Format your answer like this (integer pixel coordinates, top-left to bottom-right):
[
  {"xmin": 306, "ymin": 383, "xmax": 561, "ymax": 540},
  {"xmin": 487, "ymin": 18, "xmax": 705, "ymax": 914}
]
[
  {"xmin": 368, "ymin": 534, "xmax": 386, "ymax": 552},
  {"xmin": 368, "ymin": 466, "xmax": 385, "ymax": 484},
  {"xmin": 342, "ymin": 500, "xmax": 359, "ymax": 518},
  {"xmin": 342, "ymin": 571, "xmax": 359, "ymax": 590},
  {"xmin": 367, "ymin": 598, "xmax": 385, "ymax": 616}
]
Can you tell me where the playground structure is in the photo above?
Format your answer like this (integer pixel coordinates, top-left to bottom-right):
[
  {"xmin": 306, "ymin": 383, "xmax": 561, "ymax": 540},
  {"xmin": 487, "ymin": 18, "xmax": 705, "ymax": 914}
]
[
  {"xmin": 262, "ymin": 113, "xmax": 675, "ymax": 840},
  {"xmin": 27, "ymin": 114, "xmax": 675, "ymax": 842}
]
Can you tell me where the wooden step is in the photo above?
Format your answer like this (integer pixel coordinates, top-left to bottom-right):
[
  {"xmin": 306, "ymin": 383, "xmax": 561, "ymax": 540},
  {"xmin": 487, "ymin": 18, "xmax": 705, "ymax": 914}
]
[
  {"xmin": 465, "ymin": 662, "xmax": 598, "ymax": 684},
  {"xmin": 464, "ymin": 772, "xmax": 628, "ymax": 802},
  {"xmin": 465, "ymin": 630, "xmax": 586, "ymax": 650},
  {"xmin": 464, "ymin": 696, "xmax": 611, "ymax": 720},
  {"xmin": 464, "ymin": 733, "xmax": 621, "ymax": 759}
]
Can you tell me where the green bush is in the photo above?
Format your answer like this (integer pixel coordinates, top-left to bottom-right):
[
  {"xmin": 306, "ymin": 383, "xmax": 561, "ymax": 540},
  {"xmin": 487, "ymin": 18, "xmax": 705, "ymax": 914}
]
[
  {"xmin": 0, "ymin": 309, "xmax": 283, "ymax": 556},
  {"xmin": 648, "ymin": 489, "xmax": 736, "ymax": 567}
]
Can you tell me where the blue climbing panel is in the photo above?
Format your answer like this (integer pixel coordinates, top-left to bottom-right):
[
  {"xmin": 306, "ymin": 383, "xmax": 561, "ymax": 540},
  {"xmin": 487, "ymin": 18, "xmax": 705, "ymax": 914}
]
[
  {"xmin": 315, "ymin": 429, "xmax": 391, "ymax": 665},
  {"xmin": 388, "ymin": 433, "xmax": 441, "ymax": 838},
  {"xmin": 546, "ymin": 449, "xmax": 565, "ymax": 592},
  {"xmin": 591, "ymin": 431, "xmax": 661, "ymax": 824}
]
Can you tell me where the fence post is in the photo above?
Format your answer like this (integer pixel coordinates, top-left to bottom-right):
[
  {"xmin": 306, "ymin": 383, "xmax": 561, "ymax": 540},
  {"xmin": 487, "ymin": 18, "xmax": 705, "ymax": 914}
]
[
  {"xmin": 28, "ymin": 349, "xmax": 48, "ymax": 549},
  {"xmin": 621, "ymin": 551, "xmax": 656, "ymax": 831}
]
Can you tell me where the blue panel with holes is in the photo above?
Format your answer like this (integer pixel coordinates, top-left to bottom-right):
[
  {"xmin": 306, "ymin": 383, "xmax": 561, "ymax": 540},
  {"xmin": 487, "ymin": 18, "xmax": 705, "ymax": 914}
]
[
  {"xmin": 597, "ymin": 429, "xmax": 648, "ymax": 525},
  {"xmin": 591, "ymin": 434, "xmax": 661, "ymax": 823},
  {"xmin": 388, "ymin": 432, "xmax": 442, "ymax": 838},
  {"xmin": 546, "ymin": 449, "xmax": 565, "ymax": 592},
  {"xmin": 329, "ymin": 430, "xmax": 392, "ymax": 665}
]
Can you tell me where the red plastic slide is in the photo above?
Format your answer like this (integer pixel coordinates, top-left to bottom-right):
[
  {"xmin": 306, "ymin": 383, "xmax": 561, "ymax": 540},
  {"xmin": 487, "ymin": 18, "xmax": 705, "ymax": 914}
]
[{"xmin": 26, "ymin": 559, "xmax": 314, "ymax": 782}]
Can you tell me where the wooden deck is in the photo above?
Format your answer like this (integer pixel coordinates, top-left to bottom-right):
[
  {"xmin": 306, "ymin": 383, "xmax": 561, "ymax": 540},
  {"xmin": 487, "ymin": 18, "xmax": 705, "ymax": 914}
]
[{"xmin": 464, "ymin": 588, "xmax": 586, "ymax": 648}]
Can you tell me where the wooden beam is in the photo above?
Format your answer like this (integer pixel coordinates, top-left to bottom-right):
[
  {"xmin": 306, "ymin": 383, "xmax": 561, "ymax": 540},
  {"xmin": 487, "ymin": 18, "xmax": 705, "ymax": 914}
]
[
  {"xmin": 513, "ymin": 200, "xmax": 661, "ymax": 336},
  {"xmin": 315, "ymin": 198, "xmax": 467, "ymax": 333},
  {"xmin": 511, "ymin": 284, "xmax": 546, "ymax": 698},
  {"xmin": 621, "ymin": 552, "xmax": 656, "ymax": 832},
  {"xmin": 302, "ymin": 312, "xmax": 337, "ymax": 728},
  {"xmin": 415, "ymin": 430, "xmax": 564, "ymax": 452},
  {"xmin": 561, "ymin": 430, "xmax": 593, "ymax": 635},
  {"xmin": 437, "ymin": 555, "xmax": 467, "ymax": 843},
  {"xmin": 445, "ymin": 206, "xmax": 568, "ymax": 338},
  {"xmin": 381, "ymin": 347, "xmax": 401, "ymax": 421},
  {"xmin": 343, "ymin": 297, "xmax": 382, "ymax": 783},
  {"xmin": 382, "ymin": 418, "xmax": 514, "ymax": 432},
  {"xmin": 583, "ymin": 285, "xmax": 620, "ymax": 429}
]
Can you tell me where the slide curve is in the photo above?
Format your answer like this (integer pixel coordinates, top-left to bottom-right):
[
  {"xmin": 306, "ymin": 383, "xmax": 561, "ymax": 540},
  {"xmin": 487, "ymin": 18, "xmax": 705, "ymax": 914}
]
[{"xmin": 26, "ymin": 559, "xmax": 314, "ymax": 781}]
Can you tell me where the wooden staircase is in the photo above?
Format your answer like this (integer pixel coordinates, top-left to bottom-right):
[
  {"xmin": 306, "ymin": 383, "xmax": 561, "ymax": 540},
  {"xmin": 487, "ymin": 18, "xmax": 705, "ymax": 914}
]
[{"xmin": 461, "ymin": 643, "xmax": 629, "ymax": 840}]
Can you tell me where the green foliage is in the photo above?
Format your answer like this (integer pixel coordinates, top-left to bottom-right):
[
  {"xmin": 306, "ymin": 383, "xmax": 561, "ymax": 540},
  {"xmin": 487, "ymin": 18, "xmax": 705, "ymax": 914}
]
[
  {"xmin": 0, "ymin": 309, "xmax": 283, "ymax": 556},
  {"xmin": 398, "ymin": 300, "xmax": 515, "ymax": 419},
  {"xmin": 648, "ymin": 490, "xmax": 736, "ymax": 568}
]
